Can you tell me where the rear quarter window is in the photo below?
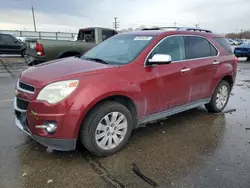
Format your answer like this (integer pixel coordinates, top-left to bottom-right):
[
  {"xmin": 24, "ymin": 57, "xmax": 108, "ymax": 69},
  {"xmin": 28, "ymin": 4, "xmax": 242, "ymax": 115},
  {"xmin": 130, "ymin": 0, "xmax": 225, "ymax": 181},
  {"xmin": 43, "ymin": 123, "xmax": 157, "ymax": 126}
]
[
  {"xmin": 214, "ymin": 37, "xmax": 233, "ymax": 54},
  {"xmin": 186, "ymin": 36, "xmax": 213, "ymax": 59}
]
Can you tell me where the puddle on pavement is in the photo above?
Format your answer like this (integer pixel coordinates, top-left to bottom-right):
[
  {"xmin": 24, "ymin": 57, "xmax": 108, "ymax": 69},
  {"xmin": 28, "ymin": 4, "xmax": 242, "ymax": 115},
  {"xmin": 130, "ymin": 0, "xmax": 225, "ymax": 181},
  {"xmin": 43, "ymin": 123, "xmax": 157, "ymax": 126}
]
[{"xmin": 1, "ymin": 63, "xmax": 250, "ymax": 188}]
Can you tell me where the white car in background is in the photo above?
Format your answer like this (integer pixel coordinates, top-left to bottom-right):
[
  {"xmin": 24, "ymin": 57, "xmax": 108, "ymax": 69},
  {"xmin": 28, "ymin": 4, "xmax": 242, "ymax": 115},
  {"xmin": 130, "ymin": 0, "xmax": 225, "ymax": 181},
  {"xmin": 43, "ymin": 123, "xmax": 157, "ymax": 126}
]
[
  {"xmin": 227, "ymin": 39, "xmax": 236, "ymax": 45},
  {"xmin": 16, "ymin": 37, "xmax": 27, "ymax": 42}
]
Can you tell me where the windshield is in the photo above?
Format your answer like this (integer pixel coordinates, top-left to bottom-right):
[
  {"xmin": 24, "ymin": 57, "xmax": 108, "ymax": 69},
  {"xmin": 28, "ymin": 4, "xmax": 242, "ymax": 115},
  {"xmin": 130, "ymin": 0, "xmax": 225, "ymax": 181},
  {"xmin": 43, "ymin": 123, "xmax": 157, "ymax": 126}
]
[{"xmin": 81, "ymin": 34, "xmax": 155, "ymax": 65}]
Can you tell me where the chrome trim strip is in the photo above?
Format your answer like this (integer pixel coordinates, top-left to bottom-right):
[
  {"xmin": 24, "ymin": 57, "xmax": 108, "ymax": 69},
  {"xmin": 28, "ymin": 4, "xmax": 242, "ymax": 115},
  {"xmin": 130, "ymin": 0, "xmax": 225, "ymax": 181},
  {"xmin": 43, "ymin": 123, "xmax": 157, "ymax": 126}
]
[
  {"xmin": 181, "ymin": 68, "xmax": 191, "ymax": 72},
  {"xmin": 144, "ymin": 34, "xmax": 220, "ymax": 67},
  {"xmin": 17, "ymin": 79, "xmax": 35, "ymax": 94},
  {"xmin": 15, "ymin": 117, "xmax": 31, "ymax": 136},
  {"xmin": 139, "ymin": 98, "xmax": 211, "ymax": 124}
]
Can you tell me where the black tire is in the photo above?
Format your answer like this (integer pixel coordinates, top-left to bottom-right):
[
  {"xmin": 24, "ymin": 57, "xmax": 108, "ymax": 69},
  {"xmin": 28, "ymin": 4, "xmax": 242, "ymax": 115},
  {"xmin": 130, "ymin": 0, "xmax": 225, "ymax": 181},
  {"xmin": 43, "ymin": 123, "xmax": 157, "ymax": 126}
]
[
  {"xmin": 21, "ymin": 50, "xmax": 26, "ymax": 57},
  {"xmin": 80, "ymin": 101, "xmax": 133, "ymax": 156},
  {"xmin": 205, "ymin": 80, "xmax": 231, "ymax": 113},
  {"xmin": 247, "ymin": 56, "xmax": 250, "ymax": 61}
]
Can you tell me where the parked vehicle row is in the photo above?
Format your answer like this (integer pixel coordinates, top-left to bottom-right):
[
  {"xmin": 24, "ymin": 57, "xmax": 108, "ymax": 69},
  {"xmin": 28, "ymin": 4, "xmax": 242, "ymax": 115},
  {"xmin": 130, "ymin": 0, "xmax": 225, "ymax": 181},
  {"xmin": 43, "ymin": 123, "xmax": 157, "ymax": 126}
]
[
  {"xmin": 227, "ymin": 38, "xmax": 249, "ymax": 46},
  {"xmin": 24, "ymin": 27, "xmax": 117, "ymax": 66},
  {"xmin": 0, "ymin": 33, "xmax": 26, "ymax": 56},
  {"xmin": 234, "ymin": 43, "xmax": 250, "ymax": 60},
  {"xmin": 14, "ymin": 27, "xmax": 237, "ymax": 156}
]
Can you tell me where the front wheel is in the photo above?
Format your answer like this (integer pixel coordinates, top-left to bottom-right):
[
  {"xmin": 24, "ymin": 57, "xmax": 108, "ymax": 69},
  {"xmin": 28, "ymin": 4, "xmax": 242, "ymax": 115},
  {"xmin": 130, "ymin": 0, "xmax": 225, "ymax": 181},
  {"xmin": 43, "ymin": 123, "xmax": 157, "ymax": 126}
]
[
  {"xmin": 205, "ymin": 80, "xmax": 230, "ymax": 113},
  {"xmin": 80, "ymin": 101, "xmax": 133, "ymax": 156},
  {"xmin": 21, "ymin": 50, "xmax": 26, "ymax": 57}
]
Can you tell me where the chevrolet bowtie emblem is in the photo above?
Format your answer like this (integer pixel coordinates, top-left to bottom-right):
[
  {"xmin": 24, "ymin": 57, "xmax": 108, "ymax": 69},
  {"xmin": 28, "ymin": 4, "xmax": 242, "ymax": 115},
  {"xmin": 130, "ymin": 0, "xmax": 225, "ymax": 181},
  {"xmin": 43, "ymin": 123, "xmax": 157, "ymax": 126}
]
[{"xmin": 14, "ymin": 89, "xmax": 20, "ymax": 96}]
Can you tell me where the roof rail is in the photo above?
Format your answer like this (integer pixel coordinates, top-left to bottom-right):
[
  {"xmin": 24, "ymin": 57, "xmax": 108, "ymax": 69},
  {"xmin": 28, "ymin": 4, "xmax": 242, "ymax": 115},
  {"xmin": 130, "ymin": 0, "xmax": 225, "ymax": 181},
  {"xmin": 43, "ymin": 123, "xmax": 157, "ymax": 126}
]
[{"xmin": 142, "ymin": 27, "xmax": 212, "ymax": 33}]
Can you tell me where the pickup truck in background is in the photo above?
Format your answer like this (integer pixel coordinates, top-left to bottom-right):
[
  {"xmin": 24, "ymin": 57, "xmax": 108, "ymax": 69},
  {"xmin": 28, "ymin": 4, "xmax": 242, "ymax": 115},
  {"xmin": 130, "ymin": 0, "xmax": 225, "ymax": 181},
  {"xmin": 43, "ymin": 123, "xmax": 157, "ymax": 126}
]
[{"xmin": 24, "ymin": 27, "xmax": 117, "ymax": 65}]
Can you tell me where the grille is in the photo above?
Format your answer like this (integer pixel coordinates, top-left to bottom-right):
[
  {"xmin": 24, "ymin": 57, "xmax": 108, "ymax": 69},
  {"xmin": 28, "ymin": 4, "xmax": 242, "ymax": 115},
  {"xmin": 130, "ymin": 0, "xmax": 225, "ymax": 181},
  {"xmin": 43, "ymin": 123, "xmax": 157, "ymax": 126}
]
[
  {"xmin": 16, "ymin": 98, "xmax": 29, "ymax": 110},
  {"xmin": 19, "ymin": 81, "xmax": 35, "ymax": 93}
]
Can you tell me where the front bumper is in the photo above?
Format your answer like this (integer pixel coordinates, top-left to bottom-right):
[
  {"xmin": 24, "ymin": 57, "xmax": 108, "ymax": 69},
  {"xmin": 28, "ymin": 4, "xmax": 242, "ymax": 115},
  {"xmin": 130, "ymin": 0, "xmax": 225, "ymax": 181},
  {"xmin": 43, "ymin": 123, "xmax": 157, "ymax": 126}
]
[
  {"xmin": 15, "ymin": 116, "xmax": 76, "ymax": 151},
  {"xmin": 14, "ymin": 95, "xmax": 79, "ymax": 151}
]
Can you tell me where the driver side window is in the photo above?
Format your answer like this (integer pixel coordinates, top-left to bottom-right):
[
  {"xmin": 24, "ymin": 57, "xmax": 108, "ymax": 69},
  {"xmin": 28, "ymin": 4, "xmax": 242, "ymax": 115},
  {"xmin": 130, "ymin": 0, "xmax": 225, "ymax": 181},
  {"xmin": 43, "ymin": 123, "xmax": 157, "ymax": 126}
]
[{"xmin": 151, "ymin": 36, "xmax": 185, "ymax": 62}]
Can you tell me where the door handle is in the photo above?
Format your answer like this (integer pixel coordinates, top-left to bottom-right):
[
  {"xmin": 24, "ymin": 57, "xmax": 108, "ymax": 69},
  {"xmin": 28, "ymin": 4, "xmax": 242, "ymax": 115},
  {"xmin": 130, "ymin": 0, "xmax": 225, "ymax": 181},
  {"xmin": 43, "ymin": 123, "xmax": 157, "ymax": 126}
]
[
  {"xmin": 213, "ymin": 61, "xmax": 220, "ymax": 65},
  {"xmin": 181, "ymin": 68, "xmax": 191, "ymax": 72}
]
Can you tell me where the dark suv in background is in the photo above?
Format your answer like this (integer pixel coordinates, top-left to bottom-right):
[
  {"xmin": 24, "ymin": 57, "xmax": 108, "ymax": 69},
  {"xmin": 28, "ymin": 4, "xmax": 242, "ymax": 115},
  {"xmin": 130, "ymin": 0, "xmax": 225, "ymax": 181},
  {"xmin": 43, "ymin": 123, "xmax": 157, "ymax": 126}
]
[{"xmin": 0, "ymin": 33, "xmax": 26, "ymax": 56}]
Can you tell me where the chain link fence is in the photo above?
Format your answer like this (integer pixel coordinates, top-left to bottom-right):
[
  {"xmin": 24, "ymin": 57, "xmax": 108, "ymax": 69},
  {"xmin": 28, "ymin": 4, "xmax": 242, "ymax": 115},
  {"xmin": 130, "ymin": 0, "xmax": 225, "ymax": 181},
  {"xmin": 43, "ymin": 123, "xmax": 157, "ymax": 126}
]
[{"xmin": 0, "ymin": 30, "xmax": 78, "ymax": 41}]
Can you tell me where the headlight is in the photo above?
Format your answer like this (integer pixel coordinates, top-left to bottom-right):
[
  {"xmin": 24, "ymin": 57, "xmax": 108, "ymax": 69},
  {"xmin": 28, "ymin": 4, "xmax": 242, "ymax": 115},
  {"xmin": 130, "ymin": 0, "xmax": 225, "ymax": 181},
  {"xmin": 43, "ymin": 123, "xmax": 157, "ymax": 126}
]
[{"xmin": 37, "ymin": 80, "xmax": 79, "ymax": 104}]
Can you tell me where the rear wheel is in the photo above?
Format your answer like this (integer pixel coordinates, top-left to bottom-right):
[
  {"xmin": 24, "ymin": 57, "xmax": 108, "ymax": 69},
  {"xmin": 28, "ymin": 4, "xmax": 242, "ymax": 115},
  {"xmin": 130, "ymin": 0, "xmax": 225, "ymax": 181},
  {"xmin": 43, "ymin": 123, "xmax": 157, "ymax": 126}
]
[
  {"xmin": 80, "ymin": 101, "xmax": 133, "ymax": 156},
  {"xmin": 205, "ymin": 80, "xmax": 230, "ymax": 113}
]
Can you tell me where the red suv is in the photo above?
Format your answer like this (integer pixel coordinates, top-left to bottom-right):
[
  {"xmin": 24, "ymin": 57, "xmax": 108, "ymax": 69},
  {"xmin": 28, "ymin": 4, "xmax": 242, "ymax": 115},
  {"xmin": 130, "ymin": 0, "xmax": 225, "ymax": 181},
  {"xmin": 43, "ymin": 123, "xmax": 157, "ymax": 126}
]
[{"xmin": 14, "ymin": 27, "xmax": 237, "ymax": 156}]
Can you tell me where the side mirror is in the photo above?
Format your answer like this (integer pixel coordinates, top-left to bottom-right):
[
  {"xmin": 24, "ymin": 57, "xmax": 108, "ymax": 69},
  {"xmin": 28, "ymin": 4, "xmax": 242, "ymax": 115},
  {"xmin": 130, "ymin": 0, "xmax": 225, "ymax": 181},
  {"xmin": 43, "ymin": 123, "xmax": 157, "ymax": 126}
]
[{"xmin": 147, "ymin": 54, "xmax": 172, "ymax": 65}]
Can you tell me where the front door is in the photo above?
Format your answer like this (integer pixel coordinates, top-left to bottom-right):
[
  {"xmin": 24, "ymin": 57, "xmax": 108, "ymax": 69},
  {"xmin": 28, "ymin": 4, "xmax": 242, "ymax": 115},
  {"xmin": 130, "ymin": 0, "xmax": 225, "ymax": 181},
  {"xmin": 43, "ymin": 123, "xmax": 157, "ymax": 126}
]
[
  {"xmin": 147, "ymin": 36, "xmax": 191, "ymax": 112},
  {"xmin": 185, "ymin": 36, "xmax": 219, "ymax": 101}
]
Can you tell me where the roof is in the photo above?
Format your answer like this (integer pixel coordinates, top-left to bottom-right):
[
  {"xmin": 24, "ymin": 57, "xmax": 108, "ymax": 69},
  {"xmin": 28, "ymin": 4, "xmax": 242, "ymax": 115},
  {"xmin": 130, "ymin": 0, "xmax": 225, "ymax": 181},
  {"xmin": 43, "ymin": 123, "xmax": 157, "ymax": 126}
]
[
  {"xmin": 118, "ymin": 30, "xmax": 221, "ymax": 38},
  {"xmin": 79, "ymin": 27, "xmax": 115, "ymax": 31}
]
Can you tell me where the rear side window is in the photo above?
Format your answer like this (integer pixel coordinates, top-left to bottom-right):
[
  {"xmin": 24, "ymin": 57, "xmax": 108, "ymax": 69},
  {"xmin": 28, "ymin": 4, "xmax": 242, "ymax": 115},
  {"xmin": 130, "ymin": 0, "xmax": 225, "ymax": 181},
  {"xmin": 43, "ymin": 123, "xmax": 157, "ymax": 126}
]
[
  {"xmin": 214, "ymin": 37, "xmax": 233, "ymax": 54},
  {"xmin": 210, "ymin": 44, "xmax": 218, "ymax": 56},
  {"xmin": 186, "ymin": 36, "xmax": 217, "ymax": 59},
  {"xmin": 102, "ymin": 29, "xmax": 117, "ymax": 41},
  {"xmin": 77, "ymin": 29, "xmax": 95, "ymax": 42}
]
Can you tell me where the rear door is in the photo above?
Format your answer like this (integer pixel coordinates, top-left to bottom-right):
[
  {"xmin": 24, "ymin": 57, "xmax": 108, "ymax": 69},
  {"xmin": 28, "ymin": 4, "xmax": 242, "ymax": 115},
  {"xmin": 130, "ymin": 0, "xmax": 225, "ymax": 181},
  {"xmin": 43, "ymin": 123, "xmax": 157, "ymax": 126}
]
[{"xmin": 185, "ymin": 36, "xmax": 219, "ymax": 102}]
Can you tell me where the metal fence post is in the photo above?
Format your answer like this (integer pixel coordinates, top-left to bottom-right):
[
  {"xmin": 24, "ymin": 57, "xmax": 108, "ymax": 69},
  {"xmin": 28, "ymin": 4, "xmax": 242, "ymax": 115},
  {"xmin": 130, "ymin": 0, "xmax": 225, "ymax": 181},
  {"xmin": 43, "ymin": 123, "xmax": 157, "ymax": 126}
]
[
  {"xmin": 56, "ymin": 32, "xmax": 58, "ymax": 40},
  {"xmin": 20, "ymin": 31, "xmax": 22, "ymax": 37},
  {"xmin": 39, "ymin": 32, "xmax": 41, "ymax": 39}
]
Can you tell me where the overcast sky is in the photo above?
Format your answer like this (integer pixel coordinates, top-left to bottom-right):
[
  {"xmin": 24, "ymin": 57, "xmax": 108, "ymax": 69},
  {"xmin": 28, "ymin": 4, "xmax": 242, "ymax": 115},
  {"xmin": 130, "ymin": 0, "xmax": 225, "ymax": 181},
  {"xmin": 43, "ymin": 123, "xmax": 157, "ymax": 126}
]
[{"xmin": 0, "ymin": 0, "xmax": 249, "ymax": 33}]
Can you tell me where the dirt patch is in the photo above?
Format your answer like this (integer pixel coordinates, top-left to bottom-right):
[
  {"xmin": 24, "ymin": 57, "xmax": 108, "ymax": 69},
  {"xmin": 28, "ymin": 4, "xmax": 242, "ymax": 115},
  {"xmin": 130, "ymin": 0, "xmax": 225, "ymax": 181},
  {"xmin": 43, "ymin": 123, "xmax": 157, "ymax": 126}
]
[{"xmin": 235, "ymin": 84, "xmax": 244, "ymax": 86}]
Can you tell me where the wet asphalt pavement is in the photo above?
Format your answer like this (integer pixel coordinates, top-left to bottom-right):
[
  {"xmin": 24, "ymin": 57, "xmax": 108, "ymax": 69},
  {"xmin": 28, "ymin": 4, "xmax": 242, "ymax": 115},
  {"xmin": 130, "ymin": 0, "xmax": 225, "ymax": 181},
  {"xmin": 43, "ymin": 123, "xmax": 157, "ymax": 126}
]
[{"xmin": 0, "ymin": 57, "xmax": 250, "ymax": 188}]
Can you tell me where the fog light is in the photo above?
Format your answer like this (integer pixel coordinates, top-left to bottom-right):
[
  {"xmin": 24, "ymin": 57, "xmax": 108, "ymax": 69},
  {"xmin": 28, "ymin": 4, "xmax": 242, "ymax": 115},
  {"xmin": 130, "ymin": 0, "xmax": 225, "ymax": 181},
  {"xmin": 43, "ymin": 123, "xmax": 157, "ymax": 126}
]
[{"xmin": 46, "ymin": 123, "xmax": 57, "ymax": 133}]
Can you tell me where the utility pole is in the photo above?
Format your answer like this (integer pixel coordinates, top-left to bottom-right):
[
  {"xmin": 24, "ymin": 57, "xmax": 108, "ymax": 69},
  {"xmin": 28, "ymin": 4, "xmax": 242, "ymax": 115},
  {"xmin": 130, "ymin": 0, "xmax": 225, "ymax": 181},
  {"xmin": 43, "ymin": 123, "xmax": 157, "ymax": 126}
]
[
  {"xmin": 239, "ymin": 29, "xmax": 243, "ymax": 39},
  {"xmin": 173, "ymin": 21, "xmax": 177, "ymax": 27},
  {"xmin": 113, "ymin": 17, "xmax": 119, "ymax": 31},
  {"xmin": 31, "ymin": 4, "xmax": 37, "ymax": 32},
  {"xmin": 12, "ymin": 0, "xmax": 37, "ymax": 31}
]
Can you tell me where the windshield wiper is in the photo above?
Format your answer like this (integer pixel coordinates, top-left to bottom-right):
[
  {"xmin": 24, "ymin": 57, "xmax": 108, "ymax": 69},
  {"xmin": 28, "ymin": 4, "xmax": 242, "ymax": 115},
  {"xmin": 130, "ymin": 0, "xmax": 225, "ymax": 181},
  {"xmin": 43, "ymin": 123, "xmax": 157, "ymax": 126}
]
[{"xmin": 81, "ymin": 56, "xmax": 109, "ymax": 64}]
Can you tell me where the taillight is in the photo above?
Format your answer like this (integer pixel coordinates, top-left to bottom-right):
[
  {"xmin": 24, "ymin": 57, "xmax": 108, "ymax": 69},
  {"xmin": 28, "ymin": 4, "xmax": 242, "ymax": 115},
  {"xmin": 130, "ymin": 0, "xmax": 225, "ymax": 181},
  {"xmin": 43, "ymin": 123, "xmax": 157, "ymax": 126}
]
[
  {"xmin": 234, "ymin": 57, "xmax": 238, "ymax": 64},
  {"xmin": 35, "ymin": 43, "xmax": 44, "ymax": 56}
]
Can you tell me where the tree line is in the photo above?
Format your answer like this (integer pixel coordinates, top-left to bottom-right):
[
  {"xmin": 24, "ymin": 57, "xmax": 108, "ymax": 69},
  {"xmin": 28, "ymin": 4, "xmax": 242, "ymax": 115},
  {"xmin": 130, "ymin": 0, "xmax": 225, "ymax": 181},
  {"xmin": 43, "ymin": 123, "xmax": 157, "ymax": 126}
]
[{"xmin": 225, "ymin": 30, "xmax": 250, "ymax": 39}]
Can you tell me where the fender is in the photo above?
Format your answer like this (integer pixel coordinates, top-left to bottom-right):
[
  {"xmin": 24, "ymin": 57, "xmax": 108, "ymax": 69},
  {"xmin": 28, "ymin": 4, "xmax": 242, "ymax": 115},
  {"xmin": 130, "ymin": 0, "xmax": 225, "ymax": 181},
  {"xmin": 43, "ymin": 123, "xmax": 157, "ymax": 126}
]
[
  {"xmin": 70, "ymin": 80, "xmax": 148, "ymax": 136},
  {"xmin": 211, "ymin": 63, "xmax": 234, "ymax": 93},
  {"xmin": 57, "ymin": 50, "xmax": 81, "ymax": 59}
]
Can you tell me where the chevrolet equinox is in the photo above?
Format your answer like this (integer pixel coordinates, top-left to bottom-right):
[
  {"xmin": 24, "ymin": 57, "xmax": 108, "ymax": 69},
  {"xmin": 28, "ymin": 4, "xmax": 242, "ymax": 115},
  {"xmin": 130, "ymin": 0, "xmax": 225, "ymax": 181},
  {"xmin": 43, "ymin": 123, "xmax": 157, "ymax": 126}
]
[{"xmin": 14, "ymin": 27, "xmax": 237, "ymax": 156}]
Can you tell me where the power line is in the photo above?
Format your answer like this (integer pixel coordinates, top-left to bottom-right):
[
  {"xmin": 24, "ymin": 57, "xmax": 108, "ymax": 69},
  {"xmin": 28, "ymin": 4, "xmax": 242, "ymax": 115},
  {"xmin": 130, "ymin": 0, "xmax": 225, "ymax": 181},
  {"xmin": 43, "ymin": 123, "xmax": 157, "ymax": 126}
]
[{"xmin": 113, "ymin": 17, "xmax": 119, "ymax": 30}]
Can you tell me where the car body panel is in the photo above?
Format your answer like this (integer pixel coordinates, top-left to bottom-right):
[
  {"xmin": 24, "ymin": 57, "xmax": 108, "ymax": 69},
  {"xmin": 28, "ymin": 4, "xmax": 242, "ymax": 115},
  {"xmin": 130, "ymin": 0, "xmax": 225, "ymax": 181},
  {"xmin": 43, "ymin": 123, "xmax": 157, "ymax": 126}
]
[
  {"xmin": 20, "ymin": 57, "xmax": 119, "ymax": 88},
  {"xmin": 234, "ymin": 43, "xmax": 250, "ymax": 58},
  {"xmin": 14, "ymin": 30, "xmax": 237, "ymax": 151}
]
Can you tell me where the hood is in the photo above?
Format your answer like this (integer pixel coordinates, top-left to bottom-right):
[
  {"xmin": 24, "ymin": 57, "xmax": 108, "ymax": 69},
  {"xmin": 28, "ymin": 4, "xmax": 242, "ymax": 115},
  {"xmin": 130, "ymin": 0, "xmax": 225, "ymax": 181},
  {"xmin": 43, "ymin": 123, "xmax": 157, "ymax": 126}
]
[{"xmin": 20, "ymin": 57, "xmax": 119, "ymax": 88}]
